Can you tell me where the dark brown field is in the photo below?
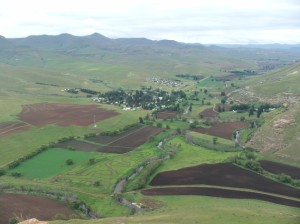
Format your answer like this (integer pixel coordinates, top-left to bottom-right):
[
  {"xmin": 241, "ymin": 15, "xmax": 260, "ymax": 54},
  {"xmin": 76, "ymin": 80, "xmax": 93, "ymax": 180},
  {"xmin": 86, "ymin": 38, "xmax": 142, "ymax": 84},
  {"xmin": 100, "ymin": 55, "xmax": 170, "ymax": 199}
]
[
  {"xmin": 142, "ymin": 187, "xmax": 300, "ymax": 208},
  {"xmin": 0, "ymin": 122, "xmax": 32, "ymax": 137},
  {"xmin": 192, "ymin": 121, "xmax": 248, "ymax": 139},
  {"xmin": 0, "ymin": 193, "xmax": 75, "ymax": 224},
  {"xmin": 56, "ymin": 140, "xmax": 100, "ymax": 151},
  {"xmin": 199, "ymin": 108, "xmax": 218, "ymax": 117},
  {"xmin": 156, "ymin": 111, "xmax": 177, "ymax": 119},
  {"xmin": 97, "ymin": 146, "xmax": 134, "ymax": 154},
  {"xmin": 18, "ymin": 103, "xmax": 119, "ymax": 126},
  {"xmin": 150, "ymin": 163, "xmax": 300, "ymax": 198},
  {"xmin": 260, "ymin": 160, "xmax": 300, "ymax": 179},
  {"xmin": 110, "ymin": 127, "xmax": 163, "ymax": 148},
  {"xmin": 57, "ymin": 127, "xmax": 162, "ymax": 154}
]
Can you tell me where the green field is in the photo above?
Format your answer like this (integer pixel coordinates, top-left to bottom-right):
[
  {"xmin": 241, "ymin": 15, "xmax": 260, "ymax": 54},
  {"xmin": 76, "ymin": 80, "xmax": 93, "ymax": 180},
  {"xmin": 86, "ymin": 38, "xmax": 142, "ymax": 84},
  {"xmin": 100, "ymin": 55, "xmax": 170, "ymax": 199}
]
[
  {"xmin": 155, "ymin": 137, "xmax": 237, "ymax": 173},
  {"xmin": 7, "ymin": 148, "xmax": 95, "ymax": 178},
  {"xmin": 197, "ymin": 77, "xmax": 225, "ymax": 88}
]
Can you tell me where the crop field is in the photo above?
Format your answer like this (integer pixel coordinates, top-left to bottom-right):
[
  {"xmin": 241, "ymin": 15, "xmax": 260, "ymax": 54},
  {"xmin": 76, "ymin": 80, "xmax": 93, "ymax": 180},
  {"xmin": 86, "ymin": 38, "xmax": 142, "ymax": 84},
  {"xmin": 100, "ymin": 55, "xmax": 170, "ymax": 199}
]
[
  {"xmin": 0, "ymin": 193, "xmax": 75, "ymax": 224},
  {"xmin": 150, "ymin": 163, "xmax": 300, "ymax": 199},
  {"xmin": 8, "ymin": 148, "xmax": 95, "ymax": 178},
  {"xmin": 142, "ymin": 187, "xmax": 300, "ymax": 208},
  {"xmin": 56, "ymin": 140, "xmax": 100, "ymax": 152},
  {"xmin": 18, "ymin": 103, "xmax": 119, "ymax": 126},
  {"xmin": 0, "ymin": 121, "xmax": 32, "ymax": 137},
  {"xmin": 200, "ymin": 107, "xmax": 218, "ymax": 117},
  {"xmin": 260, "ymin": 160, "xmax": 300, "ymax": 179},
  {"xmin": 56, "ymin": 126, "xmax": 163, "ymax": 154},
  {"xmin": 192, "ymin": 121, "xmax": 248, "ymax": 139},
  {"xmin": 156, "ymin": 111, "xmax": 177, "ymax": 119}
]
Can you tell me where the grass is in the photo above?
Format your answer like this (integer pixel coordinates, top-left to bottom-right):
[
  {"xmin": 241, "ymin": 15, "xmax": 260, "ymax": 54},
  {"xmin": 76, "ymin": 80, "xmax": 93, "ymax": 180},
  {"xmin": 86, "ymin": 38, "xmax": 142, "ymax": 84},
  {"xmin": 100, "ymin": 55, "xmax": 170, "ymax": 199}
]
[
  {"xmin": 197, "ymin": 77, "xmax": 225, "ymax": 88},
  {"xmin": 7, "ymin": 148, "xmax": 95, "ymax": 178},
  {"xmin": 51, "ymin": 195, "xmax": 300, "ymax": 224},
  {"xmin": 154, "ymin": 137, "xmax": 237, "ymax": 173}
]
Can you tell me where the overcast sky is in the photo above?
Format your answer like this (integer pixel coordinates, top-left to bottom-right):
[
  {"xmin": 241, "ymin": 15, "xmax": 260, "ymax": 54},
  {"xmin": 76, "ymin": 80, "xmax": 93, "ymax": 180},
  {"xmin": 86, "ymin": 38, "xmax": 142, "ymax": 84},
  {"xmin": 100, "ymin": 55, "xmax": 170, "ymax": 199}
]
[{"xmin": 0, "ymin": 0, "xmax": 299, "ymax": 44}]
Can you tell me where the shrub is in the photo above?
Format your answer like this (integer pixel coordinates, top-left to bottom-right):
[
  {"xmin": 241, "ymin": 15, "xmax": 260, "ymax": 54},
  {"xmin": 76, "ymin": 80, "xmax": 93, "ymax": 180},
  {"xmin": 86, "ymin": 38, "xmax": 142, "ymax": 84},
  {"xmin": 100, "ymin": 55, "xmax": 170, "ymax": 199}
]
[
  {"xmin": 53, "ymin": 213, "xmax": 67, "ymax": 220},
  {"xmin": 88, "ymin": 158, "xmax": 96, "ymax": 165},
  {"xmin": 8, "ymin": 217, "xmax": 18, "ymax": 224},
  {"xmin": 0, "ymin": 169, "xmax": 5, "ymax": 176},
  {"xmin": 65, "ymin": 159, "xmax": 74, "ymax": 166},
  {"xmin": 11, "ymin": 172, "xmax": 22, "ymax": 177}
]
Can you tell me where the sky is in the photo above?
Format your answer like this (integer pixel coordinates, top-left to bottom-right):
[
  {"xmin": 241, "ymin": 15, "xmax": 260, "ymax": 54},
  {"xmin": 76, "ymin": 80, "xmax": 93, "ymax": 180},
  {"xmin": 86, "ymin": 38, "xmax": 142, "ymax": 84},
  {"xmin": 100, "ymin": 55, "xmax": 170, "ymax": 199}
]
[{"xmin": 0, "ymin": 0, "xmax": 299, "ymax": 44}]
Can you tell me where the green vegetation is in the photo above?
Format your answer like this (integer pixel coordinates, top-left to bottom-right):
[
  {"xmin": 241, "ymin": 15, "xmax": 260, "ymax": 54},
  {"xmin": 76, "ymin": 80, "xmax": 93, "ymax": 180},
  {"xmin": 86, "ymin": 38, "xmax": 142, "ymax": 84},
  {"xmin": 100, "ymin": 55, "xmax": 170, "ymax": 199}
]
[{"xmin": 7, "ymin": 148, "xmax": 94, "ymax": 178}]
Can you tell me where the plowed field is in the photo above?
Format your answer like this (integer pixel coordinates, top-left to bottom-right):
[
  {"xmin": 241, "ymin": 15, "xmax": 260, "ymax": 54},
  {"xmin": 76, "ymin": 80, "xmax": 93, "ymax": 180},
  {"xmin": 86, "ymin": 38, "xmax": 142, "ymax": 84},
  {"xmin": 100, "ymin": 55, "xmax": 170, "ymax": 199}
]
[
  {"xmin": 18, "ymin": 103, "xmax": 119, "ymax": 126},
  {"xmin": 142, "ymin": 187, "xmax": 300, "ymax": 208},
  {"xmin": 157, "ymin": 111, "xmax": 177, "ymax": 119},
  {"xmin": 0, "ymin": 193, "xmax": 75, "ymax": 224},
  {"xmin": 150, "ymin": 163, "xmax": 300, "ymax": 198},
  {"xmin": 192, "ymin": 121, "xmax": 248, "ymax": 139},
  {"xmin": 260, "ymin": 160, "xmax": 300, "ymax": 179}
]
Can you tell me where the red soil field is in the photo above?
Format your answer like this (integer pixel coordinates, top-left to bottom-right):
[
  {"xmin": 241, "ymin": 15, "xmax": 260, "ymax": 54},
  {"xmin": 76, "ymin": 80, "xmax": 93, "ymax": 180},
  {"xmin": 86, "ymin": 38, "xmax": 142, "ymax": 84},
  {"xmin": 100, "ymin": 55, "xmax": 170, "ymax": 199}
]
[
  {"xmin": 56, "ymin": 140, "xmax": 100, "ymax": 151},
  {"xmin": 0, "ymin": 193, "xmax": 75, "ymax": 224},
  {"xmin": 0, "ymin": 122, "xmax": 32, "ymax": 137},
  {"xmin": 110, "ymin": 127, "xmax": 163, "ymax": 148},
  {"xmin": 18, "ymin": 103, "xmax": 119, "ymax": 126},
  {"xmin": 192, "ymin": 121, "xmax": 248, "ymax": 139},
  {"xmin": 142, "ymin": 187, "xmax": 300, "ymax": 208},
  {"xmin": 200, "ymin": 108, "xmax": 218, "ymax": 118},
  {"xmin": 156, "ymin": 111, "xmax": 177, "ymax": 119},
  {"xmin": 260, "ymin": 160, "xmax": 300, "ymax": 179},
  {"xmin": 86, "ymin": 126, "xmax": 143, "ymax": 144},
  {"xmin": 150, "ymin": 163, "xmax": 300, "ymax": 199}
]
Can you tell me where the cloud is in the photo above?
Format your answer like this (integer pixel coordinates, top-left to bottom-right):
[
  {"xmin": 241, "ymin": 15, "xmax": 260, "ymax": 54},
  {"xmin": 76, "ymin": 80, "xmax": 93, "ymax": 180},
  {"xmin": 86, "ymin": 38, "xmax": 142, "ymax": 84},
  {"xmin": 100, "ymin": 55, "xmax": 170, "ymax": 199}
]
[{"xmin": 0, "ymin": 0, "xmax": 299, "ymax": 44}]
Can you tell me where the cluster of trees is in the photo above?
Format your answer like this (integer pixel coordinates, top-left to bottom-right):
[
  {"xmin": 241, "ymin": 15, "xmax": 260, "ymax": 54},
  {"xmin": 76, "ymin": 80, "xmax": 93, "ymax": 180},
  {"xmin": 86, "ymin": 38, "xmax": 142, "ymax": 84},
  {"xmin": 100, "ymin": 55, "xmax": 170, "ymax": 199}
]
[
  {"xmin": 230, "ymin": 103, "xmax": 280, "ymax": 118},
  {"xmin": 66, "ymin": 88, "xmax": 98, "ymax": 95},
  {"xmin": 98, "ymin": 88, "xmax": 187, "ymax": 110},
  {"xmin": 176, "ymin": 74, "xmax": 204, "ymax": 80}
]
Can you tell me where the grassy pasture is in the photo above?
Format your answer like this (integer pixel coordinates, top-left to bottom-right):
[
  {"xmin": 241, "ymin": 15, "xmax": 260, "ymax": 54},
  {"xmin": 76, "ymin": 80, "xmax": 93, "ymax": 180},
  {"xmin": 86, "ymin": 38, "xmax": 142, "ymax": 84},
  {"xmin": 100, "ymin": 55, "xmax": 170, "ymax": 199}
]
[
  {"xmin": 197, "ymin": 77, "xmax": 225, "ymax": 88},
  {"xmin": 155, "ymin": 137, "xmax": 237, "ymax": 173},
  {"xmin": 7, "ymin": 148, "xmax": 95, "ymax": 178}
]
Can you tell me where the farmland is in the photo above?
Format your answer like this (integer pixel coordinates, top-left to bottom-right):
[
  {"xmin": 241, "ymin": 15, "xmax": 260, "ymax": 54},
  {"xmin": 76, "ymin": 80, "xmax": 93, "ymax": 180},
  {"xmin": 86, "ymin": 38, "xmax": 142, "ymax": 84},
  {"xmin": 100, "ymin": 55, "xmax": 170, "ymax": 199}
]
[
  {"xmin": 192, "ymin": 121, "xmax": 248, "ymax": 139},
  {"xmin": 1, "ymin": 33, "xmax": 300, "ymax": 223},
  {"xmin": 0, "ymin": 193, "xmax": 76, "ymax": 224}
]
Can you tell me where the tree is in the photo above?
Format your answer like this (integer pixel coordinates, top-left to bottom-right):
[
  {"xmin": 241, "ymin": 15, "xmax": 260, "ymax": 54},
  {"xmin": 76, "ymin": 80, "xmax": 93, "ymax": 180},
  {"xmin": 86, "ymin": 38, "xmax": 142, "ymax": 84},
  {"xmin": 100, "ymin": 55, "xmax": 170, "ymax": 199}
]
[
  {"xmin": 221, "ymin": 98, "xmax": 226, "ymax": 105},
  {"xmin": 65, "ymin": 159, "xmax": 74, "ymax": 165},
  {"xmin": 204, "ymin": 89, "xmax": 208, "ymax": 94},
  {"xmin": 257, "ymin": 107, "xmax": 263, "ymax": 118},
  {"xmin": 212, "ymin": 137, "xmax": 218, "ymax": 145},
  {"xmin": 0, "ymin": 169, "xmax": 5, "ymax": 176},
  {"xmin": 189, "ymin": 103, "xmax": 193, "ymax": 112},
  {"xmin": 88, "ymin": 158, "xmax": 96, "ymax": 165},
  {"xmin": 139, "ymin": 117, "xmax": 144, "ymax": 124},
  {"xmin": 221, "ymin": 91, "xmax": 226, "ymax": 96},
  {"xmin": 240, "ymin": 116, "xmax": 245, "ymax": 121}
]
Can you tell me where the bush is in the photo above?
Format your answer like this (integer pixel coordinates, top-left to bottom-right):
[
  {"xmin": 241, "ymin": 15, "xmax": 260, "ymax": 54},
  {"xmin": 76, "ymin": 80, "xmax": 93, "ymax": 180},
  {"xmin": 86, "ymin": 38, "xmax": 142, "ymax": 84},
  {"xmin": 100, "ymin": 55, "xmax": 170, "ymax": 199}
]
[
  {"xmin": 11, "ymin": 172, "xmax": 22, "ymax": 177},
  {"xmin": 0, "ymin": 169, "xmax": 5, "ymax": 176},
  {"xmin": 88, "ymin": 158, "xmax": 96, "ymax": 165},
  {"xmin": 8, "ymin": 217, "xmax": 18, "ymax": 224},
  {"xmin": 277, "ymin": 173, "xmax": 292, "ymax": 184},
  {"xmin": 53, "ymin": 213, "xmax": 67, "ymax": 220},
  {"xmin": 65, "ymin": 159, "xmax": 74, "ymax": 165}
]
